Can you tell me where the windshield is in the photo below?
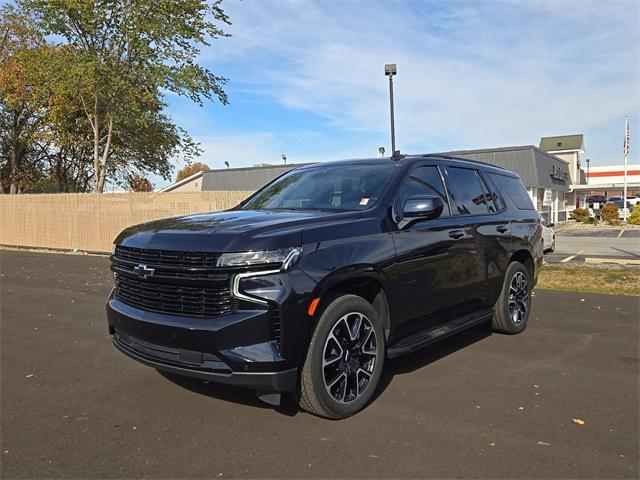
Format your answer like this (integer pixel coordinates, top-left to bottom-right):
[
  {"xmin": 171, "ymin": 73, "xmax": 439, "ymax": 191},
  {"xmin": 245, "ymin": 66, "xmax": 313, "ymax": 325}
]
[{"xmin": 241, "ymin": 164, "xmax": 395, "ymax": 211}]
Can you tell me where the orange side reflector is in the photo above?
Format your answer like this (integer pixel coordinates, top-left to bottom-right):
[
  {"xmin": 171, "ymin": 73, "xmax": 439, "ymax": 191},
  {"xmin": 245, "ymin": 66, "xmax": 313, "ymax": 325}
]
[{"xmin": 308, "ymin": 297, "xmax": 321, "ymax": 317}]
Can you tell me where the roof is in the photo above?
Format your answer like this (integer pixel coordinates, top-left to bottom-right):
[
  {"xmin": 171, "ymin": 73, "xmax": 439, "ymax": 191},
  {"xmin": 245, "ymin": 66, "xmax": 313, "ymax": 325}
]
[
  {"xmin": 539, "ymin": 134, "xmax": 584, "ymax": 152},
  {"xmin": 159, "ymin": 170, "xmax": 204, "ymax": 192}
]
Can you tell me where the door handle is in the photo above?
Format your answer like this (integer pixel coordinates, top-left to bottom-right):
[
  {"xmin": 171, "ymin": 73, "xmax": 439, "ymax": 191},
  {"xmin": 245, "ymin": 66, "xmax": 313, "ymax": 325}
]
[
  {"xmin": 448, "ymin": 230, "xmax": 465, "ymax": 239},
  {"xmin": 496, "ymin": 225, "xmax": 508, "ymax": 233}
]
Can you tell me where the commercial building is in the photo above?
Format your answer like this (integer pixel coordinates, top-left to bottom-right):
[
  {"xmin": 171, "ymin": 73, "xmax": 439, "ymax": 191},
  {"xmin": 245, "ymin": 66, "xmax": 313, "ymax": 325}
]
[
  {"xmin": 571, "ymin": 164, "xmax": 640, "ymax": 200},
  {"xmin": 160, "ymin": 163, "xmax": 305, "ymax": 193}
]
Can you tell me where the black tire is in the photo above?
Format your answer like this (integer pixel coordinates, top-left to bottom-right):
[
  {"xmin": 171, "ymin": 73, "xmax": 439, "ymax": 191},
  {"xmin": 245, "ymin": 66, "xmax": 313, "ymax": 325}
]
[
  {"xmin": 550, "ymin": 236, "xmax": 555, "ymax": 252},
  {"xmin": 297, "ymin": 294, "xmax": 385, "ymax": 419},
  {"xmin": 492, "ymin": 261, "xmax": 531, "ymax": 334}
]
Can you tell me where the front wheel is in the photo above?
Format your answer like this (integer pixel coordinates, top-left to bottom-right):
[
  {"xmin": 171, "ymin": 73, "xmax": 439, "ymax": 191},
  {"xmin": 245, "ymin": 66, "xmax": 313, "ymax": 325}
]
[
  {"xmin": 492, "ymin": 261, "xmax": 532, "ymax": 334},
  {"xmin": 296, "ymin": 294, "xmax": 385, "ymax": 419}
]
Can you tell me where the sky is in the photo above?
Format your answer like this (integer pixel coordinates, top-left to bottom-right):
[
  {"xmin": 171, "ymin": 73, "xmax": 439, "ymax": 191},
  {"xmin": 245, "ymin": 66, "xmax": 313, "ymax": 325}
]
[
  {"xmin": 160, "ymin": 0, "xmax": 640, "ymax": 187},
  {"xmin": 5, "ymin": 0, "xmax": 640, "ymax": 187}
]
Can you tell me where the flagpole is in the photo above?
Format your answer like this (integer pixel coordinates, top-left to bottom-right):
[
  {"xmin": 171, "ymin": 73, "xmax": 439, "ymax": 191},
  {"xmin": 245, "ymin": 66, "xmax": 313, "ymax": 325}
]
[{"xmin": 623, "ymin": 116, "xmax": 628, "ymax": 221}]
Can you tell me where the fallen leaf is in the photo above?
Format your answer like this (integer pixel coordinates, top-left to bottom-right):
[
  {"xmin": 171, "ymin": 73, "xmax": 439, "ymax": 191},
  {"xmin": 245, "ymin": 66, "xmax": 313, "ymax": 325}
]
[
  {"xmin": 572, "ymin": 418, "xmax": 585, "ymax": 426},
  {"xmin": 518, "ymin": 406, "xmax": 524, "ymax": 411},
  {"xmin": 25, "ymin": 373, "xmax": 34, "ymax": 378},
  {"xmin": 537, "ymin": 441, "xmax": 551, "ymax": 446},
  {"xmin": 489, "ymin": 442, "xmax": 496, "ymax": 446},
  {"xmin": 580, "ymin": 298, "xmax": 585, "ymax": 302}
]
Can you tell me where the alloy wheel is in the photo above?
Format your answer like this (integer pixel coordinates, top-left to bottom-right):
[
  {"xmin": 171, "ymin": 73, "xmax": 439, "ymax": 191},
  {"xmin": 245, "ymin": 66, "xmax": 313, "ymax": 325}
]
[
  {"xmin": 322, "ymin": 312, "xmax": 377, "ymax": 403},
  {"xmin": 508, "ymin": 271, "xmax": 529, "ymax": 325}
]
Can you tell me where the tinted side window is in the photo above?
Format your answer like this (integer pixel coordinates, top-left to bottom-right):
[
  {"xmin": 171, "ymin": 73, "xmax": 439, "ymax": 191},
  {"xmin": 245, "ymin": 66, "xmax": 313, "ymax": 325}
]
[
  {"xmin": 397, "ymin": 166, "xmax": 451, "ymax": 216},
  {"xmin": 489, "ymin": 173, "xmax": 535, "ymax": 210},
  {"xmin": 482, "ymin": 173, "xmax": 507, "ymax": 211},
  {"xmin": 444, "ymin": 167, "xmax": 495, "ymax": 215}
]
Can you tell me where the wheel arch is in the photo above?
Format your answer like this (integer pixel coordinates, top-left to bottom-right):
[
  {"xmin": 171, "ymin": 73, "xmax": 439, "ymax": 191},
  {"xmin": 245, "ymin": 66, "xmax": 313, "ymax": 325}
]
[
  {"xmin": 311, "ymin": 267, "xmax": 392, "ymax": 342},
  {"xmin": 510, "ymin": 249, "xmax": 534, "ymax": 278}
]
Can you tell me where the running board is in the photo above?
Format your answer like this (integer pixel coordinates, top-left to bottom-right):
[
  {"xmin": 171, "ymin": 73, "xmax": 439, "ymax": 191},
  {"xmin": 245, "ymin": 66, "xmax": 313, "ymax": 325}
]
[{"xmin": 386, "ymin": 309, "xmax": 493, "ymax": 358}]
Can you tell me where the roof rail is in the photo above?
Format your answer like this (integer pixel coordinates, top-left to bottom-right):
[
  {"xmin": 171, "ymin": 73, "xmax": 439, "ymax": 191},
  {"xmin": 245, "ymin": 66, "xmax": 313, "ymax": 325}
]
[{"xmin": 420, "ymin": 153, "xmax": 508, "ymax": 170}]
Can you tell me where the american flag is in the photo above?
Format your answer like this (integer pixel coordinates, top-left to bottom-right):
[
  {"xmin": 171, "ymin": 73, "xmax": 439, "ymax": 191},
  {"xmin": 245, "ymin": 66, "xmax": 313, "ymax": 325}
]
[{"xmin": 624, "ymin": 117, "xmax": 630, "ymax": 156}]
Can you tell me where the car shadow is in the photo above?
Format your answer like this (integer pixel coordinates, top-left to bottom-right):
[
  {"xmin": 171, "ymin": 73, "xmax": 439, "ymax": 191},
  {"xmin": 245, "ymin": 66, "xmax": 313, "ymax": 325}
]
[
  {"xmin": 370, "ymin": 321, "xmax": 492, "ymax": 403},
  {"xmin": 157, "ymin": 370, "xmax": 300, "ymax": 417},
  {"xmin": 159, "ymin": 322, "xmax": 492, "ymax": 417}
]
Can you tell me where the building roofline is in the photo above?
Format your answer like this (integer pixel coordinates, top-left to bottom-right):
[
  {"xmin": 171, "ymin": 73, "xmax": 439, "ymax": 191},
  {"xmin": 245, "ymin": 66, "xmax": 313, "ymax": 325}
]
[
  {"xmin": 438, "ymin": 144, "xmax": 570, "ymax": 165},
  {"xmin": 205, "ymin": 162, "xmax": 310, "ymax": 174},
  {"xmin": 159, "ymin": 170, "xmax": 204, "ymax": 192}
]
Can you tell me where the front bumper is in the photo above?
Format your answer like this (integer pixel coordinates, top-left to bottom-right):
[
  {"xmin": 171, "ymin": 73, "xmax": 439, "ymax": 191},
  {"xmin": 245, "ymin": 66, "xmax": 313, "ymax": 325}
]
[{"xmin": 107, "ymin": 296, "xmax": 299, "ymax": 392}]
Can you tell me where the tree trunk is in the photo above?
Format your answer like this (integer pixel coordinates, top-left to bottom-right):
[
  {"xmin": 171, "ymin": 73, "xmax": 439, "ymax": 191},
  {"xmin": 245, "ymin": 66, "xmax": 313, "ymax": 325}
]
[
  {"xmin": 96, "ymin": 116, "xmax": 113, "ymax": 193},
  {"xmin": 9, "ymin": 145, "xmax": 19, "ymax": 194}
]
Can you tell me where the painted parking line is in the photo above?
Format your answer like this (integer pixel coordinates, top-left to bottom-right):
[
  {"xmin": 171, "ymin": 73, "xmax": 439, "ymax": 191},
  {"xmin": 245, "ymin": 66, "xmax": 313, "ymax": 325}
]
[
  {"xmin": 560, "ymin": 249, "xmax": 584, "ymax": 263},
  {"xmin": 617, "ymin": 229, "xmax": 625, "ymax": 238},
  {"xmin": 585, "ymin": 257, "xmax": 640, "ymax": 266}
]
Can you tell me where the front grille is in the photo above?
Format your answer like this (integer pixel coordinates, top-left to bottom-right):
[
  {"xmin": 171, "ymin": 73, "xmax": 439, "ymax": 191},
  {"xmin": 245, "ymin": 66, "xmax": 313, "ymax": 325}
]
[
  {"xmin": 114, "ymin": 245, "xmax": 220, "ymax": 268},
  {"xmin": 112, "ymin": 246, "xmax": 236, "ymax": 317},
  {"xmin": 115, "ymin": 275, "xmax": 236, "ymax": 317}
]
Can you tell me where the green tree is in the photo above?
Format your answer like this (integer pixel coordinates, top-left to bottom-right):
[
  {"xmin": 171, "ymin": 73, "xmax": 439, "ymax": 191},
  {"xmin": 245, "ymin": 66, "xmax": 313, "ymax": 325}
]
[
  {"xmin": 20, "ymin": 0, "xmax": 230, "ymax": 192},
  {"xmin": 0, "ymin": 5, "xmax": 47, "ymax": 193},
  {"xmin": 176, "ymin": 162, "xmax": 210, "ymax": 182}
]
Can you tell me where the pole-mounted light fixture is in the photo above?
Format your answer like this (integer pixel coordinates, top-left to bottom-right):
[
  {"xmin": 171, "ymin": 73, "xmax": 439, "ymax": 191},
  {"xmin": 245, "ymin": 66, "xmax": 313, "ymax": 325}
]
[
  {"xmin": 378, "ymin": 146, "xmax": 385, "ymax": 157},
  {"xmin": 281, "ymin": 154, "xmax": 287, "ymax": 165},
  {"xmin": 385, "ymin": 64, "xmax": 398, "ymax": 158}
]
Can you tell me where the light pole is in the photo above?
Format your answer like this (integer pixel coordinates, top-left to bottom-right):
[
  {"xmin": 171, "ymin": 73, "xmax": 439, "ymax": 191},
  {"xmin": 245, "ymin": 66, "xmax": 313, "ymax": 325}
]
[
  {"xmin": 384, "ymin": 64, "xmax": 397, "ymax": 157},
  {"xmin": 281, "ymin": 154, "xmax": 287, "ymax": 165},
  {"xmin": 585, "ymin": 158, "xmax": 590, "ymax": 184}
]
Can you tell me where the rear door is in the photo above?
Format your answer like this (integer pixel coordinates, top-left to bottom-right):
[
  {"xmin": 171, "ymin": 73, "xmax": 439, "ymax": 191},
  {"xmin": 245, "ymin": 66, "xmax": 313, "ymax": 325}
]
[{"xmin": 440, "ymin": 165, "xmax": 504, "ymax": 307}]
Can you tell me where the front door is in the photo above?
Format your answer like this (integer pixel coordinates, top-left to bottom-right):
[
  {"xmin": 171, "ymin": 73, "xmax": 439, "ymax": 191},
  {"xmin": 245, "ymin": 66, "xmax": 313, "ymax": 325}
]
[{"xmin": 390, "ymin": 165, "xmax": 480, "ymax": 331}]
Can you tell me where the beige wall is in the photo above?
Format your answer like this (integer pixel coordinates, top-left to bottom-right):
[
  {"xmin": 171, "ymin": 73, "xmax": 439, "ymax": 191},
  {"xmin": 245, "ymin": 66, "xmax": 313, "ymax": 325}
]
[{"xmin": 0, "ymin": 191, "xmax": 253, "ymax": 253}]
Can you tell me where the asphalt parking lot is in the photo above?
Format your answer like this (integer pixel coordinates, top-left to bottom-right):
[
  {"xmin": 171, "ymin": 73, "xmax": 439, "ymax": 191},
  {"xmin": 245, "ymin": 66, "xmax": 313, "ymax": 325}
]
[
  {"xmin": 1, "ymin": 250, "xmax": 639, "ymax": 479},
  {"xmin": 545, "ymin": 227, "xmax": 640, "ymax": 265}
]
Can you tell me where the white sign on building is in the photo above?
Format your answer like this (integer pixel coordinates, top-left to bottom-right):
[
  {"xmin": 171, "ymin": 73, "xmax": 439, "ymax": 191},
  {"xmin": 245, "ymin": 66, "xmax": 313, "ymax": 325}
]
[{"xmin": 543, "ymin": 188, "xmax": 552, "ymax": 207}]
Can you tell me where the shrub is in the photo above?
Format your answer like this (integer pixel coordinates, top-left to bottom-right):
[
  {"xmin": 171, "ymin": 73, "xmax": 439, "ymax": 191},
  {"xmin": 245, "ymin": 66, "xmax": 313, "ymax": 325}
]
[
  {"xmin": 601, "ymin": 203, "xmax": 620, "ymax": 222},
  {"xmin": 570, "ymin": 207, "xmax": 590, "ymax": 222},
  {"xmin": 583, "ymin": 216, "xmax": 598, "ymax": 225},
  {"xmin": 628, "ymin": 204, "xmax": 640, "ymax": 225},
  {"xmin": 607, "ymin": 218, "xmax": 622, "ymax": 226}
]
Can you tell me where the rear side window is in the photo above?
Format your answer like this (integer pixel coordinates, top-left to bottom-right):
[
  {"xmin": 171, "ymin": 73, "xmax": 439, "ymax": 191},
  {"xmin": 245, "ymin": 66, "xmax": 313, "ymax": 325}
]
[
  {"xmin": 444, "ymin": 167, "xmax": 496, "ymax": 215},
  {"xmin": 488, "ymin": 173, "xmax": 535, "ymax": 210}
]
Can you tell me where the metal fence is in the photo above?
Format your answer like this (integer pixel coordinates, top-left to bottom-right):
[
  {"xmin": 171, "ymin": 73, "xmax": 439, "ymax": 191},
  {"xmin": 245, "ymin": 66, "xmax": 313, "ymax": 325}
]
[{"xmin": 0, "ymin": 191, "xmax": 253, "ymax": 253}]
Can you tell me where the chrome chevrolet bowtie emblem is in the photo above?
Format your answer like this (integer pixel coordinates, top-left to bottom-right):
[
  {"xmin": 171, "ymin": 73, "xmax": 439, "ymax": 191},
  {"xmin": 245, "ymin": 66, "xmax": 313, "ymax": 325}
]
[{"xmin": 133, "ymin": 264, "xmax": 155, "ymax": 279}]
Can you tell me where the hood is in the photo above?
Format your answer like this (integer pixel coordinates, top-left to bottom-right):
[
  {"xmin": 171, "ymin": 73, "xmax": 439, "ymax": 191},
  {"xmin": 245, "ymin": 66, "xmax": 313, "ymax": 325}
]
[{"xmin": 114, "ymin": 209, "xmax": 362, "ymax": 252}]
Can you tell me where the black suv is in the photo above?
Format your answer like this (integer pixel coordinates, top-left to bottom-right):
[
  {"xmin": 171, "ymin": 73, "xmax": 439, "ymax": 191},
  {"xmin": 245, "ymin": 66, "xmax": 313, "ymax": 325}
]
[{"xmin": 107, "ymin": 155, "xmax": 542, "ymax": 418}]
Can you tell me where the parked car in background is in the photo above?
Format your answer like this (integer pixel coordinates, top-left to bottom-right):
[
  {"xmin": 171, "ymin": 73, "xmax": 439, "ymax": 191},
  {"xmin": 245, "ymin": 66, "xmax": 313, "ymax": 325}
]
[
  {"xmin": 540, "ymin": 217, "xmax": 555, "ymax": 252},
  {"xmin": 107, "ymin": 155, "xmax": 543, "ymax": 419},
  {"xmin": 626, "ymin": 196, "xmax": 640, "ymax": 206},
  {"xmin": 586, "ymin": 195, "xmax": 607, "ymax": 207}
]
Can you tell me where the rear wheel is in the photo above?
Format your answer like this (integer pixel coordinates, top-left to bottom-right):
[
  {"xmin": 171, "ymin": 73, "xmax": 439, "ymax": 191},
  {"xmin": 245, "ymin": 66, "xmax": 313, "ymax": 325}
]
[
  {"xmin": 297, "ymin": 294, "xmax": 385, "ymax": 419},
  {"xmin": 492, "ymin": 261, "xmax": 531, "ymax": 334}
]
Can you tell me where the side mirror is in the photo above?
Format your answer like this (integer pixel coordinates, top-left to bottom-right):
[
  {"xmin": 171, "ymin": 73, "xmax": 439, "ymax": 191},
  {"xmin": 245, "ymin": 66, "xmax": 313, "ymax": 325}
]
[{"xmin": 402, "ymin": 195, "xmax": 444, "ymax": 222}]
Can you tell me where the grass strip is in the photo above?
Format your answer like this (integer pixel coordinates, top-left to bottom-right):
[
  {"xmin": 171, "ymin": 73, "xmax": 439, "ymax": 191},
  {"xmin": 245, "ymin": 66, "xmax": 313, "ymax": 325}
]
[{"xmin": 537, "ymin": 265, "xmax": 640, "ymax": 296}]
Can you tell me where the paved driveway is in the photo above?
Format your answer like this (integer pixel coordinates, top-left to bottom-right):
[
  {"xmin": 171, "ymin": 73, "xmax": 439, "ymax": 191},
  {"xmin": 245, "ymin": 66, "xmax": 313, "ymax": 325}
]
[
  {"xmin": 1, "ymin": 250, "xmax": 638, "ymax": 479},
  {"xmin": 545, "ymin": 227, "xmax": 640, "ymax": 265}
]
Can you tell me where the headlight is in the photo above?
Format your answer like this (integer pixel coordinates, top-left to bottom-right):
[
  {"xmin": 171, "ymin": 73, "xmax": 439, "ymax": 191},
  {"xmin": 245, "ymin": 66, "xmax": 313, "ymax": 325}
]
[{"xmin": 217, "ymin": 247, "xmax": 302, "ymax": 270}]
